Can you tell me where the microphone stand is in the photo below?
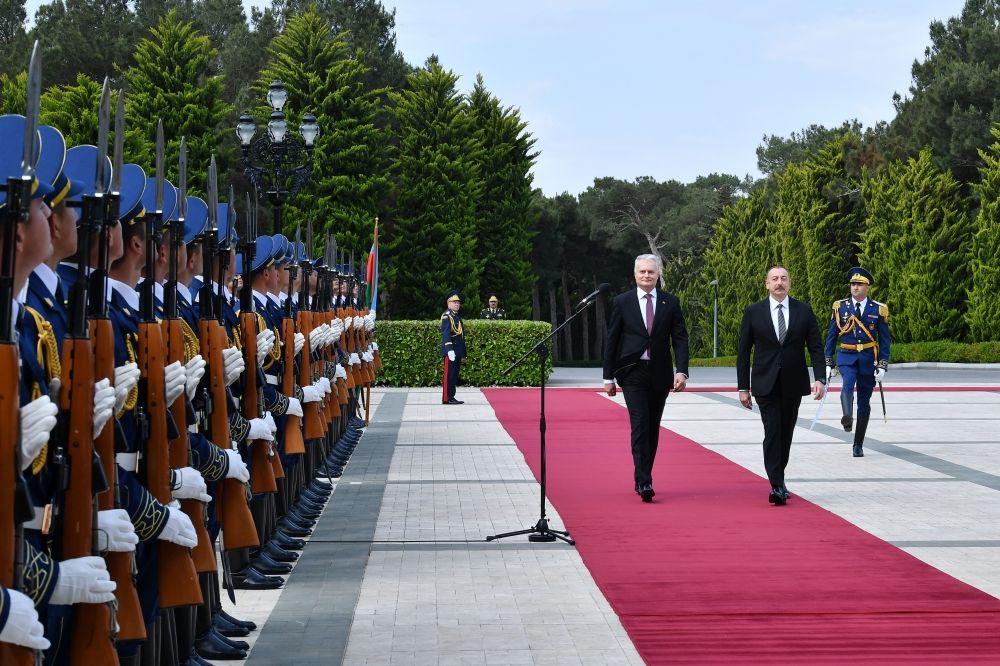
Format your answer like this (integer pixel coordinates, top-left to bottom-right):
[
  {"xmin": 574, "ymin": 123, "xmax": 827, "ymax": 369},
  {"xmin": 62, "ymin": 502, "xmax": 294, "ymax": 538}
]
[{"xmin": 486, "ymin": 296, "xmax": 602, "ymax": 545}]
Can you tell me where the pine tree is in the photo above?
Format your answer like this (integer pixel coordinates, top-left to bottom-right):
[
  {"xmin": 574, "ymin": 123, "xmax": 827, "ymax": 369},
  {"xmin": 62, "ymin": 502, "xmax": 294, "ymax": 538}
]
[
  {"xmin": 860, "ymin": 148, "xmax": 971, "ymax": 342},
  {"xmin": 383, "ymin": 61, "xmax": 483, "ymax": 319},
  {"xmin": 467, "ymin": 75, "xmax": 536, "ymax": 320},
  {"xmin": 967, "ymin": 126, "xmax": 1000, "ymax": 341},
  {"xmin": 255, "ymin": 8, "xmax": 389, "ymax": 258},
  {"xmin": 123, "ymin": 11, "xmax": 231, "ymax": 193}
]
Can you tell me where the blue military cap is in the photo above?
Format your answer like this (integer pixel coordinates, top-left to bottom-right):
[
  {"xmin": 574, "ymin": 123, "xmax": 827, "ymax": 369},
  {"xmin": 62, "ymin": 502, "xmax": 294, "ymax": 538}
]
[
  {"xmin": 216, "ymin": 203, "xmax": 237, "ymax": 246},
  {"xmin": 117, "ymin": 165, "xmax": 147, "ymax": 226},
  {"xmin": 140, "ymin": 177, "xmax": 177, "ymax": 226},
  {"xmin": 0, "ymin": 114, "xmax": 52, "ymax": 204},
  {"xmin": 38, "ymin": 125, "xmax": 84, "ymax": 208},
  {"xmin": 252, "ymin": 236, "xmax": 274, "ymax": 272},
  {"xmin": 270, "ymin": 234, "xmax": 289, "ymax": 265},
  {"xmin": 63, "ymin": 145, "xmax": 112, "ymax": 205},
  {"xmin": 445, "ymin": 289, "xmax": 461, "ymax": 303},
  {"xmin": 183, "ymin": 196, "xmax": 209, "ymax": 244},
  {"xmin": 847, "ymin": 267, "xmax": 874, "ymax": 286}
]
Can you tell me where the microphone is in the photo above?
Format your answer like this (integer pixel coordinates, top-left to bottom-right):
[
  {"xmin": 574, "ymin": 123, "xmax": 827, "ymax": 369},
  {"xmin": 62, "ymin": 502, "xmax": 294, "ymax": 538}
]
[{"xmin": 576, "ymin": 283, "xmax": 611, "ymax": 308}]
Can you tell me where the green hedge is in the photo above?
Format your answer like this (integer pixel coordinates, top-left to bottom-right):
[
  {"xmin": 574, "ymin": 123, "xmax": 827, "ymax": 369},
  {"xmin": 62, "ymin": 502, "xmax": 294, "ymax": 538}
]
[{"xmin": 374, "ymin": 320, "xmax": 554, "ymax": 386}]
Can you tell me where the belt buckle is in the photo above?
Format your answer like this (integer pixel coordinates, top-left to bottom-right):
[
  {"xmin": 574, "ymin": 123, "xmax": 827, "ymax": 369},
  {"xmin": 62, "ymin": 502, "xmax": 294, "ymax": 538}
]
[{"xmin": 856, "ymin": 343, "xmax": 864, "ymax": 352}]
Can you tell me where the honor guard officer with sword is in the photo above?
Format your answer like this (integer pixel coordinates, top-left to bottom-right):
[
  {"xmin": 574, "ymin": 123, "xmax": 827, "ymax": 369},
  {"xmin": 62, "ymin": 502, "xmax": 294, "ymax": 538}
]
[
  {"xmin": 824, "ymin": 267, "xmax": 891, "ymax": 458},
  {"xmin": 441, "ymin": 290, "xmax": 466, "ymax": 405}
]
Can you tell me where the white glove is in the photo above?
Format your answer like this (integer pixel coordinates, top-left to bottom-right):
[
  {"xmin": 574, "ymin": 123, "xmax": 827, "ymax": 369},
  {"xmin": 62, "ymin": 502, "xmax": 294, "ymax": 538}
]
[
  {"xmin": 317, "ymin": 377, "xmax": 332, "ymax": 395},
  {"xmin": 0, "ymin": 588, "xmax": 49, "ymax": 650},
  {"xmin": 263, "ymin": 411, "xmax": 277, "ymax": 434},
  {"xmin": 171, "ymin": 467, "xmax": 211, "ymax": 502},
  {"xmin": 372, "ymin": 342, "xmax": 378, "ymax": 352},
  {"xmin": 301, "ymin": 385, "xmax": 322, "ymax": 403},
  {"xmin": 365, "ymin": 314, "xmax": 374, "ymax": 332},
  {"xmin": 331, "ymin": 319, "xmax": 344, "ymax": 339},
  {"xmin": 224, "ymin": 449, "xmax": 249, "ymax": 483},
  {"xmin": 293, "ymin": 332, "xmax": 305, "ymax": 356},
  {"xmin": 163, "ymin": 361, "xmax": 186, "ymax": 407},
  {"xmin": 285, "ymin": 397, "xmax": 303, "ymax": 417},
  {"xmin": 321, "ymin": 325, "xmax": 335, "ymax": 348},
  {"xmin": 91, "ymin": 378, "xmax": 116, "ymax": 438},
  {"xmin": 256, "ymin": 329, "xmax": 275, "ymax": 365},
  {"xmin": 354, "ymin": 316, "xmax": 363, "ymax": 331},
  {"xmin": 19, "ymin": 395, "xmax": 58, "ymax": 470},
  {"xmin": 185, "ymin": 355, "xmax": 207, "ymax": 401},
  {"xmin": 97, "ymin": 508, "xmax": 138, "ymax": 552},
  {"xmin": 874, "ymin": 368, "xmax": 886, "ymax": 382},
  {"xmin": 335, "ymin": 364, "xmax": 347, "ymax": 380},
  {"xmin": 447, "ymin": 350, "xmax": 456, "ymax": 362},
  {"xmin": 349, "ymin": 352, "xmax": 361, "ymax": 366},
  {"xmin": 825, "ymin": 366, "xmax": 834, "ymax": 381},
  {"xmin": 247, "ymin": 417, "xmax": 274, "ymax": 441},
  {"xmin": 362, "ymin": 351, "xmax": 373, "ymax": 363},
  {"xmin": 113, "ymin": 362, "xmax": 140, "ymax": 413},
  {"xmin": 223, "ymin": 347, "xmax": 244, "ymax": 386},
  {"xmin": 159, "ymin": 504, "xmax": 197, "ymax": 548},
  {"xmin": 308, "ymin": 326, "xmax": 324, "ymax": 350},
  {"xmin": 50, "ymin": 556, "xmax": 116, "ymax": 605},
  {"xmin": 342, "ymin": 316, "xmax": 352, "ymax": 331}
]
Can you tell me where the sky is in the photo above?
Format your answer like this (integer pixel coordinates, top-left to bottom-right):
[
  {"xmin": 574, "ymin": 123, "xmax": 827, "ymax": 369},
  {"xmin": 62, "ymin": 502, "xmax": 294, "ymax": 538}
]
[{"xmin": 21, "ymin": 0, "xmax": 969, "ymax": 196}]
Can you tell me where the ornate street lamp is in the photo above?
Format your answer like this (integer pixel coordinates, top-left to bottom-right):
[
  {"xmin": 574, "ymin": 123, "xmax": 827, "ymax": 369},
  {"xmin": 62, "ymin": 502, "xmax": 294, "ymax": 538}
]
[{"xmin": 236, "ymin": 79, "xmax": 319, "ymax": 233}]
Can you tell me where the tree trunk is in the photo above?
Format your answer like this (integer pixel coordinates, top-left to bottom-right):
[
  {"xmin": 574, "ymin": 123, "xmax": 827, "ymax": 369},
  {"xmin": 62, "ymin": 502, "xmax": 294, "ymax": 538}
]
[
  {"xmin": 548, "ymin": 282, "xmax": 559, "ymax": 361},
  {"xmin": 560, "ymin": 269, "xmax": 573, "ymax": 361},
  {"xmin": 581, "ymin": 280, "xmax": 592, "ymax": 361},
  {"xmin": 531, "ymin": 281, "xmax": 541, "ymax": 321}
]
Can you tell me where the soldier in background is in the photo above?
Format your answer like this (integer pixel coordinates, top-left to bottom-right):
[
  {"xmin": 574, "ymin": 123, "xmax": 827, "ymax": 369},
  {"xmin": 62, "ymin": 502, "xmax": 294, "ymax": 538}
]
[
  {"xmin": 480, "ymin": 294, "xmax": 506, "ymax": 320},
  {"xmin": 441, "ymin": 290, "xmax": 466, "ymax": 405}
]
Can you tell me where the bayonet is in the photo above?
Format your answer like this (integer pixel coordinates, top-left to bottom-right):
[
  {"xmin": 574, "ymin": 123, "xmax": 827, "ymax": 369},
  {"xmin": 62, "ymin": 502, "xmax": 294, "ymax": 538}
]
[
  {"xmin": 155, "ymin": 120, "xmax": 165, "ymax": 215},
  {"xmin": 177, "ymin": 138, "xmax": 187, "ymax": 220},
  {"xmin": 21, "ymin": 41, "xmax": 41, "ymax": 181},
  {"xmin": 95, "ymin": 78, "xmax": 110, "ymax": 194},
  {"xmin": 207, "ymin": 156, "xmax": 218, "ymax": 230},
  {"xmin": 111, "ymin": 90, "xmax": 124, "ymax": 194}
]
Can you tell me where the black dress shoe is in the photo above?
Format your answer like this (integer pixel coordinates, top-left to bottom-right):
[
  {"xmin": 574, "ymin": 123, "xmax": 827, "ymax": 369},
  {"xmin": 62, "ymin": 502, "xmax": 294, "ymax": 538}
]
[
  {"xmin": 273, "ymin": 529, "xmax": 307, "ymax": 546},
  {"xmin": 853, "ymin": 444, "xmax": 864, "ymax": 457},
  {"xmin": 183, "ymin": 650, "xmax": 216, "ymax": 666},
  {"xmin": 232, "ymin": 566, "xmax": 283, "ymax": 590},
  {"xmin": 639, "ymin": 484, "xmax": 655, "ymax": 503},
  {"xmin": 215, "ymin": 608, "xmax": 257, "ymax": 631},
  {"xmin": 252, "ymin": 551, "xmax": 293, "ymax": 575},
  {"xmin": 194, "ymin": 628, "xmax": 247, "ymax": 660},
  {"xmin": 841, "ymin": 415, "xmax": 853, "ymax": 432},
  {"xmin": 263, "ymin": 540, "xmax": 299, "ymax": 562},
  {"xmin": 211, "ymin": 626, "xmax": 250, "ymax": 651},
  {"xmin": 768, "ymin": 486, "xmax": 787, "ymax": 506},
  {"xmin": 779, "ymin": 484, "xmax": 790, "ymax": 499},
  {"xmin": 212, "ymin": 611, "xmax": 250, "ymax": 637},
  {"xmin": 444, "ymin": 398, "xmax": 464, "ymax": 404},
  {"xmin": 634, "ymin": 483, "xmax": 641, "ymax": 495}
]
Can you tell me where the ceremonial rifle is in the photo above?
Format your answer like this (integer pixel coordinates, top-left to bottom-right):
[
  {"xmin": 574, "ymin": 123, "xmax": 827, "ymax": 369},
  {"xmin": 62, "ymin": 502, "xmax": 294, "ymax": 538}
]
[
  {"xmin": 139, "ymin": 122, "xmax": 201, "ymax": 608},
  {"xmin": 162, "ymin": 139, "xmax": 214, "ymax": 573},
  {"xmin": 52, "ymin": 79, "xmax": 117, "ymax": 663},
  {"xmin": 236, "ymin": 190, "xmax": 277, "ymax": 494},
  {"xmin": 280, "ymin": 220, "xmax": 305, "ymax": 455},
  {"xmin": 0, "ymin": 42, "xmax": 43, "ymax": 666},
  {"xmin": 198, "ymin": 158, "xmax": 258, "ymax": 556},
  {"xmin": 297, "ymin": 223, "xmax": 325, "ymax": 439}
]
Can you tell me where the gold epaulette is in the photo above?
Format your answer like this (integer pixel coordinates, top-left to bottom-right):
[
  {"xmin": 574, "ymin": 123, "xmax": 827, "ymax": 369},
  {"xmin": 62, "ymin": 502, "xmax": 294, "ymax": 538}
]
[{"xmin": 873, "ymin": 300, "xmax": 889, "ymax": 320}]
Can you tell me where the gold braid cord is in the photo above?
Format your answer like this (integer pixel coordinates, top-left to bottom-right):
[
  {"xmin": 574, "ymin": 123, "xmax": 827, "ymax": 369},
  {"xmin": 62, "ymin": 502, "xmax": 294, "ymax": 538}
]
[
  {"xmin": 25, "ymin": 306, "xmax": 60, "ymax": 474},
  {"xmin": 181, "ymin": 318, "xmax": 202, "ymax": 363}
]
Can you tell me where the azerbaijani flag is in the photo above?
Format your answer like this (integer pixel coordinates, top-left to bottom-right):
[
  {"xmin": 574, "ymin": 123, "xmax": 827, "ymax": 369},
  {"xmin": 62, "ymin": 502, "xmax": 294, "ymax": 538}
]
[{"xmin": 365, "ymin": 217, "xmax": 379, "ymax": 312}]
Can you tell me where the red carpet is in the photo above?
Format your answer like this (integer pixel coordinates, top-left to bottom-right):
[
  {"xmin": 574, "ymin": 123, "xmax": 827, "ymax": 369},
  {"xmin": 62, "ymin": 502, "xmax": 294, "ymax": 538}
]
[{"xmin": 483, "ymin": 388, "xmax": 1000, "ymax": 664}]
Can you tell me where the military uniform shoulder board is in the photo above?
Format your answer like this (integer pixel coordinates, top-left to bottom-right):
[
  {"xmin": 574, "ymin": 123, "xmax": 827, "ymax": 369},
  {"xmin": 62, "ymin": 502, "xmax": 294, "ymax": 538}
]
[
  {"xmin": 441, "ymin": 312, "xmax": 450, "ymax": 320},
  {"xmin": 873, "ymin": 300, "xmax": 889, "ymax": 319}
]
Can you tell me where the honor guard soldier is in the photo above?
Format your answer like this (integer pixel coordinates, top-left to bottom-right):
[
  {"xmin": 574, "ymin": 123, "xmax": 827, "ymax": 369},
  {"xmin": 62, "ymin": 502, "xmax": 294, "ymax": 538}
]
[
  {"xmin": 441, "ymin": 290, "xmax": 466, "ymax": 404},
  {"xmin": 824, "ymin": 267, "xmax": 891, "ymax": 457},
  {"xmin": 480, "ymin": 294, "xmax": 506, "ymax": 319}
]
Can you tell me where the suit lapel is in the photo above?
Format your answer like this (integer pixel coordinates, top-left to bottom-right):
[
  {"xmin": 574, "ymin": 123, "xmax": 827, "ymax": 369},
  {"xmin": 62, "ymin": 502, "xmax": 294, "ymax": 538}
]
[{"xmin": 761, "ymin": 298, "xmax": 780, "ymax": 345}]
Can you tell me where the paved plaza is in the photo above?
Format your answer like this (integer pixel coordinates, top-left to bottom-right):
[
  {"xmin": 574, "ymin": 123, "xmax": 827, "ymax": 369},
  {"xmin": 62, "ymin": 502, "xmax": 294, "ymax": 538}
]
[{"xmin": 236, "ymin": 365, "xmax": 1000, "ymax": 664}]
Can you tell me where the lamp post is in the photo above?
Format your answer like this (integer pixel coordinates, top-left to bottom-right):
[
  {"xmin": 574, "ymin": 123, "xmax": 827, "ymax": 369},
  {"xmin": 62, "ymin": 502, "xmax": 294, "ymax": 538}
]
[
  {"xmin": 236, "ymin": 79, "xmax": 319, "ymax": 234},
  {"xmin": 709, "ymin": 279, "xmax": 719, "ymax": 358}
]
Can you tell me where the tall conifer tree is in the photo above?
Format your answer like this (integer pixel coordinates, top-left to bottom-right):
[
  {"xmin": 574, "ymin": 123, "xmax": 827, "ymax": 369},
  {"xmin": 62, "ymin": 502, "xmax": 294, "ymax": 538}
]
[{"xmin": 967, "ymin": 127, "xmax": 1000, "ymax": 341}]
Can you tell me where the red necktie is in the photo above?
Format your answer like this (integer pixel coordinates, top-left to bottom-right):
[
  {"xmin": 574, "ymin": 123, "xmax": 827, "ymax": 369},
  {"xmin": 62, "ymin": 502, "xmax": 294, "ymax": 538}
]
[{"xmin": 645, "ymin": 293, "xmax": 654, "ymax": 357}]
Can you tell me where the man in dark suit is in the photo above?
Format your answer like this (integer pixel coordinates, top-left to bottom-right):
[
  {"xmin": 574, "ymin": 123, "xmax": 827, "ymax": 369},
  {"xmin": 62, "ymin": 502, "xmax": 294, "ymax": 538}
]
[
  {"xmin": 603, "ymin": 254, "xmax": 689, "ymax": 503},
  {"xmin": 736, "ymin": 265, "xmax": 827, "ymax": 506}
]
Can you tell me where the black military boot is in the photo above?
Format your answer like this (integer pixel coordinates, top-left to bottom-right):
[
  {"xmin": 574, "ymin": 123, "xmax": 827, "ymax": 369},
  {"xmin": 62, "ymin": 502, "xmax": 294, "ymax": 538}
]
[
  {"xmin": 840, "ymin": 391, "xmax": 853, "ymax": 432},
  {"xmin": 853, "ymin": 414, "xmax": 869, "ymax": 457}
]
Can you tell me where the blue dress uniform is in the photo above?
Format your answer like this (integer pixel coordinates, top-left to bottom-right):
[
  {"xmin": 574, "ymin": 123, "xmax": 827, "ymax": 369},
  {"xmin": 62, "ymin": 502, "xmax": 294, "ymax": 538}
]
[
  {"xmin": 440, "ymin": 290, "xmax": 466, "ymax": 404},
  {"xmin": 824, "ymin": 267, "xmax": 891, "ymax": 457}
]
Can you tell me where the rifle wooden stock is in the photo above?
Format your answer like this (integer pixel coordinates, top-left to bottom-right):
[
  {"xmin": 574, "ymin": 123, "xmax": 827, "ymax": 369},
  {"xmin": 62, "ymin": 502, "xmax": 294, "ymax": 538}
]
[
  {"xmin": 162, "ymin": 319, "xmax": 214, "ymax": 573},
  {"xmin": 138, "ymin": 321, "xmax": 202, "ymax": 608},
  {"xmin": 297, "ymin": 310, "xmax": 325, "ymax": 439},
  {"xmin": 59, "ymin": 334, "xmax": 119, "ymax": 664},
  {"xmin": 0, "ymin": 343, "xmax": 34, "ymax": 665},
  {"xmin": 91, "ymin": 318, "xmax": 145, "ymax": 641},
  {"xmin": 198, "ymin": 320, "xmax": 258, "ymax": 550},
  {"xmin": 280, "ymin": 317, "xmax": 305, "ymax": 455},
  {"xmin": 241, "ymin": 312, "xmax": 277, "ymax": 495}
]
